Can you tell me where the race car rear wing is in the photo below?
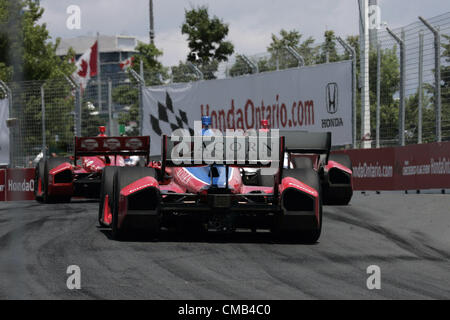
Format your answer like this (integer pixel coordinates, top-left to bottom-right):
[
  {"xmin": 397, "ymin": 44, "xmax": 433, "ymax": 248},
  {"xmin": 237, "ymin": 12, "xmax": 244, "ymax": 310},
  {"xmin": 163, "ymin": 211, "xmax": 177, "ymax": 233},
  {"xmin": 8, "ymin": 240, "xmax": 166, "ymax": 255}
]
[
  {"xmin": 162, "ymin": 133, "xmax": 284, "ymax": 195},
  {"xmin": 280, "ymin": 131, "xmax": 331, "ymax": 154},
  {"xmin": 161, "ymin": 134, "xmax": 284, "ymax": 168},
  {"xmin": 280, "ymin": 131, "xmax": 331, "ymax": 163},
  {"xmin": 74, "ymin": 136, "xmax": 150, "ymax": 163}
]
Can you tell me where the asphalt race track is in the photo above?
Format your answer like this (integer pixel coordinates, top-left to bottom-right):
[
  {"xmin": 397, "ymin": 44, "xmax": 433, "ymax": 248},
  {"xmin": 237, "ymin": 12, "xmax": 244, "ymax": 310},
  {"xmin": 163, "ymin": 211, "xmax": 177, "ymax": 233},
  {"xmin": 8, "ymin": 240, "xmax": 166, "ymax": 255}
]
[{"xmin": 0, "ymin": 192, "xmax": 449, "ymax": 299}]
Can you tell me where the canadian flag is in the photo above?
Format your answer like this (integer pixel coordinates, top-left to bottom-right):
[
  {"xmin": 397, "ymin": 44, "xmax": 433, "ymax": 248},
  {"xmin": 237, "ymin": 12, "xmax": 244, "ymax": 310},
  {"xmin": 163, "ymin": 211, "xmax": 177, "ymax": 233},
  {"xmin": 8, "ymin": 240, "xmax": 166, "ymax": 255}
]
[
  {"xmin": 119, "ymin": 56, "xmax": 134, "ymax": 71},
  {"xmin": 72, "ymin": 41, "xmax": 98, "ymax": 90}
]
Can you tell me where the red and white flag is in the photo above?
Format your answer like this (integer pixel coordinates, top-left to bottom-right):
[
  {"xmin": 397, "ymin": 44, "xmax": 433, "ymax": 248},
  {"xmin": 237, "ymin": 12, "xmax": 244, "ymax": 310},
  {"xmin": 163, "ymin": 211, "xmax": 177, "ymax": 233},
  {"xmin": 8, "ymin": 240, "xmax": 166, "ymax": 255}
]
[
  {"xmin": 72, "ymin": 41, "xmax": 98, "ymax": 90},
  {"xmin": 119, "ymin": 56, "xmax": 134, "ymax": 71}
]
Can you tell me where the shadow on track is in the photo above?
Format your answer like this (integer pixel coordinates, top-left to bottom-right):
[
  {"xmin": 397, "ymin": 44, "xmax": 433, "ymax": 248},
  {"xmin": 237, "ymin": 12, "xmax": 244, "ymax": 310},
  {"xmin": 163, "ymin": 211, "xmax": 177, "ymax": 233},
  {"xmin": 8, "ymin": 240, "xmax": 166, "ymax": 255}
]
[
  {"xmin": 68, "ymin": 199, "xmax": 99, "ymax": 204},
  {"xmin": 96, "ymin": 226, "xmax": 320, "ymax": 246}
]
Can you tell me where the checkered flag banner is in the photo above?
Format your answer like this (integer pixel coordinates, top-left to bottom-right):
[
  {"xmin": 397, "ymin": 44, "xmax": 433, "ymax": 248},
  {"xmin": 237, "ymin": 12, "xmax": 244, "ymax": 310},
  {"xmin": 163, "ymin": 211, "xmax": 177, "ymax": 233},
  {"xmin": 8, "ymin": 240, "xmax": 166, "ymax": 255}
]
[
  {"xmin": 142, "ymin": 87, "xmax": 194, "ymax": 155},
  {"xmin": 150, "ymin": 92, "xmax": 193, "ymax": 137}
]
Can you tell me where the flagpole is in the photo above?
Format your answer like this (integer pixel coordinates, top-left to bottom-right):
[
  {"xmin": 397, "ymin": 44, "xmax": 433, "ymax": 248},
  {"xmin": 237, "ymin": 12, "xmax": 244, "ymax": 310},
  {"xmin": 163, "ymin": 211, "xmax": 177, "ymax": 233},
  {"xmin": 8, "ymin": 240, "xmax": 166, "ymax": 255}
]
[{"xmin": 97, "ymin": 32, "xmax": 102, "ymax": 112}]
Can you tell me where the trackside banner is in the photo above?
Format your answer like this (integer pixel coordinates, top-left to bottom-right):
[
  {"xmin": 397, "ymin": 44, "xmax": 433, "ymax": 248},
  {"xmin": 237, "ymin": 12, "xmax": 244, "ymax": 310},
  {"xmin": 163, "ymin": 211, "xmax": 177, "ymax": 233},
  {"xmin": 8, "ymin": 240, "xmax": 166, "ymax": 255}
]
[
  {"xmin": 0, "ymin": 168, "xmax": 35, "ymax": 201},
  {"xmin": 334, "ymin": 141, "xmax": 450, "ymax": 191},
  {"xmin": 0, "ymin": 99, "xmax": 9, "ymax": 165},
  {"xmin": 143, "ymin": 61, "xmax": 352, "ymax": 155},
  {"xmin": 0, "ymin": 142, "xmax": 449, "ymax": 201}
]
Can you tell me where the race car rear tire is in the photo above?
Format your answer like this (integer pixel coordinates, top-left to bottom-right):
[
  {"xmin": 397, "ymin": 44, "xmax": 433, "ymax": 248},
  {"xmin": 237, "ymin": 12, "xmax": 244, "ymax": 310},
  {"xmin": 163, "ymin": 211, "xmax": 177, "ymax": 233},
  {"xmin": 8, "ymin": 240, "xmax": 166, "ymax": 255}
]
[
  {"xmin": 274, "ymin": 168, "xmax": 323, "ymax": 243},
  {"xmin": 34, "ymin": 160, "xmax": 45, "ymax": 203},
  {"xmin": 111, "ymin": 167, "xmax": 160, "ymax": 240},
  {"xmin": 43, "ymin": 157, "xmax": 72, "ymax": 203},
  {"xmin": 98, "ymin": 166, "xmax": 119, "ymax": 227},
  {"xmin": 328, "ymin": 153, "xmax": 352, "ymax": 171},
  {"xmin": 323, "ymin": 153, "xmax": 353, "ymax": 206}
]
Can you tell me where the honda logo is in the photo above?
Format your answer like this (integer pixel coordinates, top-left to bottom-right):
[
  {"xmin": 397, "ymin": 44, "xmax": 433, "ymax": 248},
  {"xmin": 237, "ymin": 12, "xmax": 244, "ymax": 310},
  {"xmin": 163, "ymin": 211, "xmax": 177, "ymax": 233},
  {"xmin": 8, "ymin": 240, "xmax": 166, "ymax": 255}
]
[{"xmin": 326, "ymin": 83, "xmax": 338, "ymax": 114}]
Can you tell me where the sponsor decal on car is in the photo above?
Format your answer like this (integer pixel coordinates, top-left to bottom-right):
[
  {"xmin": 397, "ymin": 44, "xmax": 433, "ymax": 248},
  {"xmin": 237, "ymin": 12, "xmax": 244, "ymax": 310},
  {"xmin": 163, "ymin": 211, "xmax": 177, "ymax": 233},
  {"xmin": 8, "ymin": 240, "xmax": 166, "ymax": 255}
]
[
  {"xmin": 103, "ymin": 138, "xmax": 121, "ymax": 150},
  {"xmin": 81, "ymin": 139, "xmax": 99, "ymax": 150},
  {"xmin": 125, "ymin": 138, "xmax": 143, "ymax": 149}
]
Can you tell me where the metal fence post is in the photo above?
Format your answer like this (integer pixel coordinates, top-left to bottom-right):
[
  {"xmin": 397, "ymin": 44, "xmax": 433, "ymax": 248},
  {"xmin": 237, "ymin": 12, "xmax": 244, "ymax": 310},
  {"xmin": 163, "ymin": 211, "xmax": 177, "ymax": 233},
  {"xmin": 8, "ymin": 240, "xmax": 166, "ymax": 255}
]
[
  {"xmin": 360, "ymin": 0, "xmax": 371, "ymax": 148},
  {"xmin": 351, "ymin": 46, "xmax": 357, "ymax": 149},
  {"xmin": 386, "ymin": 27, "xmax": 405, "ymax": 146},
  {"xmin": 64, "ymin": 76, "xmax": 81, "ymax": 137},
  {"xmin": 139, "ymin": 61, "xmax": 145, "ymax": 136},
  {"xmin": 129, "ymin": 68, "xmax": 146, "ymax": 136},
  {"xmin": 108, "ymin": 78, "xmax": 113, "ymax": 136},
  {"xmin": 139, "ymin": 82, "xmax": 145, "ymax": 135},
  {"xmin": 0, "ymin": 80, "xmax": 13, "ymax": 166},
  {"xmin": 240, "ymin": 55, "xmax": 259, "ymax": 74},
  {"xmin": 286, "ymin": 46, "xmax": 305, "ymax": 67},
  {"xmin": 139, "ymin": 82, "xmax": 143, "ymax": 136},
  {"xmin": 401, "ymin": 29, "xmax": 406, "ymax": 146},
  {"xmin": 419, "ymin": 16, "xmax": 442, "ymax": 142},
  {"xmin": 76, "ymin": 86, "xmax": 82, "ymax": 137},
  {"xmin": 41, "ymin": 84, "xmax": 46, "ymax": 159},
  {"xmin": 418, "ymin": 31, "xmax": 424, "ymax": 144},
  {"xmin": 337, "ymin": 37, "xmax": 357, "ymax": 149},
  {"xmin": 376, "ymin": 41, "xmax": 381, "ymax": 148},
  {"xmin": 187, "ymin": 62, "xmax": 204, "ymax": 80}
]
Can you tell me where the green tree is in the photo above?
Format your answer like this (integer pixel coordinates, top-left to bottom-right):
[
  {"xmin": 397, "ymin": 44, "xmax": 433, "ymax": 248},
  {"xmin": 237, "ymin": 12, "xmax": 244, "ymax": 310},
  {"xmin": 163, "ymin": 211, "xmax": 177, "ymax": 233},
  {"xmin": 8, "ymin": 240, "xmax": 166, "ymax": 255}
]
[
  {"xmin": 403, "ymin": 91, "xmax": 434, "ymax": 143},
  {"xmin": 267, "ymin": 29, "xmax": 302, "ymax": 71},
  {"xmin": 369, "ymin": 47, "xmax": 400, "ymax": 108},
  {"xmin": 439, "ymin": 34, "xmax": 450, "ymax": 140},
  {"xmin": 268, "ymin": 29, "xmax": 302, "ymax": 52},
  {"xmin": 113, "ymin": 42, "xmax": 168, "ymax": 134},
  {"xmin": 0, "ymin": 0, "xmax": 77, "ymax": 164},
  {"xmin": 181, "ymin": 6, "xmax": 234, "ymax": 79},
  {"xmin": 0, "ymin": 0, "xmax": 74, "ymax": 81},
  {"xmin": 268, "ymin": 29, "xmax": 318, "ymax": 70},
  {"xmin": 367, "ymin": 46, "xmax": 401, "ymax": 142},
  {"xmin": 131, "ymin": 42, "xmax": 168, "ymax": 86},
  {"xmin": 317, "ymin": 30, "xmax": 340, "ymax": 64},
  {"xmin": 422, "ymin": 33, "xmax": 450, "ymax": 141},
  {"xmin": 297, "ymin": 36, "xmax": 318, "ymax": 66},
  {"xmin": 228, "ymin": 55, "xmax": 256, "ymax": 77},
  {"xmin": 345, "ymin": 35, "xmax": 360, "ymax": 70},
  {"xmin": 343, "ymin": 35, "xmax": 401, "ymax": 144},
  {"xmin": 229, "ymin": 29, "xmax": 318, "ymax": 77},
  {"xmin": 171, "ymin": 61, "xmax": 201, "ymax": 83}
]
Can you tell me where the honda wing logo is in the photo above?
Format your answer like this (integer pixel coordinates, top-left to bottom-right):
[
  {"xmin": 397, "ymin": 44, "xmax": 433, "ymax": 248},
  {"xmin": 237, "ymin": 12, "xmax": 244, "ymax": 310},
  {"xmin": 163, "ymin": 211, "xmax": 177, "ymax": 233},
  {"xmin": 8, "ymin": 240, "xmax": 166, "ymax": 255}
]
[{"xmin": 326, "ymin": 83, "xmax": 338, "ymax": 114}]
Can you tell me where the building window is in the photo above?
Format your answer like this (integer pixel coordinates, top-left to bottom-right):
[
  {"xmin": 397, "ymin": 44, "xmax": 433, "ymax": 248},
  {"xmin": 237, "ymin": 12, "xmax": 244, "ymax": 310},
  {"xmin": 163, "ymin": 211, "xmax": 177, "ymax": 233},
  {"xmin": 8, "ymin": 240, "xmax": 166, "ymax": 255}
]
[{"xmin": 100, "ymin": 52, "xmax": 120, "ymax": 63}]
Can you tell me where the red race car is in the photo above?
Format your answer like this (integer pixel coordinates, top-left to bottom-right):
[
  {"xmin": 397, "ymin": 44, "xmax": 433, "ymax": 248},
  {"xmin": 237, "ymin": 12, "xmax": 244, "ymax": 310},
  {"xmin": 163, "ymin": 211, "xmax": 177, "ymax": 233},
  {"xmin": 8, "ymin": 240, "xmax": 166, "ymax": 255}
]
[
  {"xmin": 34, "ymin": 129, "xmax": 150, "ymax": 207},
  {"xmin": 98, "ymin": 128, "xmax": 353, "ymax": 243}
]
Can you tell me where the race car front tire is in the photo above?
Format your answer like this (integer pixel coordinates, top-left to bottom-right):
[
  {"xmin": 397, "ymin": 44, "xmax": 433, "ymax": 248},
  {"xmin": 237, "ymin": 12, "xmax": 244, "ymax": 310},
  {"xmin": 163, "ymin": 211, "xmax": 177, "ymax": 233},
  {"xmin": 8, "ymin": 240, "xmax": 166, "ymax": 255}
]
[{"xmin": 111, "ymin": 167, "xmax": 160, "ymax": 240}]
